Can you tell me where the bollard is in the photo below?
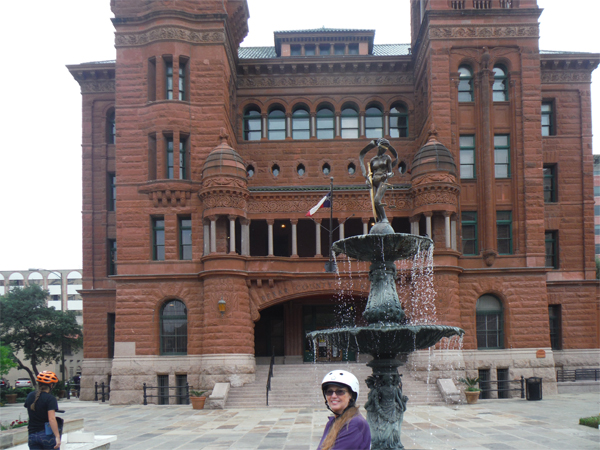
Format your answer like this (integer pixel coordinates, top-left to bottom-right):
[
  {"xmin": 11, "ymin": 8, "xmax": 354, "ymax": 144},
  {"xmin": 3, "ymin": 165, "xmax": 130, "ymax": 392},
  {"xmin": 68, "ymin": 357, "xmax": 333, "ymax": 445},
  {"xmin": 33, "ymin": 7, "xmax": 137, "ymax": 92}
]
[
  {"xmin": 94, "ymin": 382, "xmax": 98, "ymax": 401},
  {"xmin": 185, "ymin": 383, "xmax": 190, "ymax": 405},
  {"xmin": 66, "ymin": 381, "xmax": 70, "ymax": 400},
  {"xmin": 143, "ymin": 383, "xmax": 147, "ymax": 405},
  {"xmin": 101, "ymin": 382, "xmax": 106, "ymax": 402}
]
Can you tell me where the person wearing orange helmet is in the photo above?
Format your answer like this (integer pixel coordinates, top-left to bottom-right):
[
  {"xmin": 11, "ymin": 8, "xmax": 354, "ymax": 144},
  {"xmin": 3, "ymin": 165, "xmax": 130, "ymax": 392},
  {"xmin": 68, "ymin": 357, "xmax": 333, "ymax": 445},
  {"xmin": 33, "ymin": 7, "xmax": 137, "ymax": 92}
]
[{"xmin": 24, "ymin": 371, "xmax": 61, "ymax": 449}]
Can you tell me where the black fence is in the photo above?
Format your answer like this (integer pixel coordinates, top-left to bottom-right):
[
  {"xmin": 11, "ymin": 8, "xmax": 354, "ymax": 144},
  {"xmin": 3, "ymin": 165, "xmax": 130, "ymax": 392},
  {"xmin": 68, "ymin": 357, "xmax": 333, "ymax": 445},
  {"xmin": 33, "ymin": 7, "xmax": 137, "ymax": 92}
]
[
  {"xmin": 143, "ymin": 382, "xmax": 190, "ymax": 405},
  {"xmin": 556, "ymin": 368, "xmax": 600, "ymax": 382},
  {"xmin": 94, "ymin": 382, "xmax": 110, "ymax": 402},
  {"xmin": 479, "ymin": 376, "xmax": 525, "ymax": 399}
]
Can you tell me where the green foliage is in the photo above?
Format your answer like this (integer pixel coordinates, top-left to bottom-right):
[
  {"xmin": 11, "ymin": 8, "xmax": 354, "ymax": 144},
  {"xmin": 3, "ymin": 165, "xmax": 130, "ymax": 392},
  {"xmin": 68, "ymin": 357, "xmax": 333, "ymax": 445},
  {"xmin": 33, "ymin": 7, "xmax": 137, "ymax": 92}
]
[
  {"xmin": 0, "ymin": 285, "xmax": 83, "ymax": 384},
  {"xmin": 190, "ymin": 390, "xmax": 206, "ymax": 397},
  {"xmin": 579, "ymin": 415, "xmax": 600, "ymax": 429},
  {"xmin": 51, "ymin": 381, "xmax": 66, "ymax": 397},
  {"xmin": 0, "ymin": 418, "xmax": 28, "ymax": 430},
  {"xmin": 458, "ymin": 376, "xmax": 481, "ymax": 391},
  {"xmin": 595, "ymin": 257, "xmax": 600, "ymax": 280},
  {"xmin": 0, "ymin": 346, "xmax": 18, "ymax": 377}
]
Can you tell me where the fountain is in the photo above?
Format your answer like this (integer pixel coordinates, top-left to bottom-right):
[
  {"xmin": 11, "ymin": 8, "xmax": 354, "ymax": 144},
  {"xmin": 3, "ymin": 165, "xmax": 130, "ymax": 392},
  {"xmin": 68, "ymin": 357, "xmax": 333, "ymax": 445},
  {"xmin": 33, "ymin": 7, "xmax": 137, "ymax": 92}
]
[{"xmin": 308, "ymin": 138, "xmax": 464, "ymax": 450}]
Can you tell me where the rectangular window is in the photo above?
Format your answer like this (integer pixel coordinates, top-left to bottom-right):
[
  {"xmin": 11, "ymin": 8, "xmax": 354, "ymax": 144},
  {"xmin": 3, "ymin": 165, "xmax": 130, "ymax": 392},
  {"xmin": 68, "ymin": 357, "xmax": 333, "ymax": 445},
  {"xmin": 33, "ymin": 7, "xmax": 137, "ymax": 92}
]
[
  {"xmin": 494, "ymin": 135, "xmax": 510, "ymax": 178},
  {"xmin": 319, "ymin": 44, "xmax": 330, "ymax": 55},
  {"xmin": 548, "ymin": 305, "xmax": 562, "ymax": 350},
  {"xmin": 107, "ymin": 173, "xmax": 116, "ymax": 211},
  {"xmin": 176, "ymin": 374, "xmax": 188, "ymax": 405},
  {"xmin": 497, "ymin": 368, "xmax": 509, "ymax": 399},
  {"xmin": 461, "ymin": 211, "xmax": 478, "ymax": 255},
  {"xmin": 179, "ymin": 217, "xmax": 192, "ymax": 260},
  {"xmin": 496, "ymin": 211, "xmax": 512, "ymax": 255},
  {"xmin": 304, "ymin": 45, "xmax": 315, "ymax": 56},
  {"xmin": 157, "ymin": 375, "xmax": 169, "ymax": 405},
  {"xmin": 545, "ymin": 231, "xmax": 558, "ymax": 269},
  {"xmin": 179, "ymin": 135, "xmax": 188, "ymax": 180},
  {"xmin": 460, "ymin": 135, "xmax": 475, "ymax": 179},
  {"xmin": 148, "ymin": 134, "xmax": 157, "ymax": 180},
  {"xmin": 108, "ymin": 239, "xmax": 117, "ymax": 276},
  {"xmin": 290, "ymin": 45, "xmax": 301, "ymax": 56},
  {"xmin": 165, "ymin": 60, "xmax": 174, "ymax": 100},
  {"xmin": 348, "ymin": 43, "xmax": 359, "ymax": 55},
  {"xmin": 107, "ymin": 313, "xmax": 115, "ymax": 358},
  {"xmin": 593, "ymin": 186, "xmax": 600, "ymax": 196},
  {"xmin": 166, "ymin": 137, "xmax": 174, "ymax": 179},
  {"xmin": 541, "ymin": 101, "xmax": 554, "ymax": 136},
  {"xmin": 478, "ymin": 369, "xmax": 490, "ymax": 400},
  {"xmin": 152, "ymin": 217, "xmax": 165, "ymax": 261},
  {"xmin": 543, "ymin": 164, "xmax": 557, "ymax": 202},
  {"xmin": 178, "ymin": 57, "xmax": 187, "ymax": 101},
  {"xmin": 148, "ymin": 57, "xmax": 156, "ymax": 102},
  {"xmin": 334, "ymin": 44, "xmax": 345, "ymax": 55}
]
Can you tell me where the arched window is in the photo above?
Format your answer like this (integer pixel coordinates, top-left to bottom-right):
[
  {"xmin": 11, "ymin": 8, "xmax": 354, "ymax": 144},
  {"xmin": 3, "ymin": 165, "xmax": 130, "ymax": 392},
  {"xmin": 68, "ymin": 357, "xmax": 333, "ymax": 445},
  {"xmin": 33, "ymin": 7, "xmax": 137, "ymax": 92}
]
[
  {"xmin": 458, "ymin": 66, "xmax": 473, "ymax": 102},
  {"xmin": 160, "ymin": 300, "xmax": 188, "ymax": 355},
  {"xmin": 8, "ymin": 272, "xmax": 24, "ymax": 291},
  {"xmin": 28, "ymin": 272, "xmax": 43, "ymax": 286},
  {"xmin": 341, "ymin": 106, "xmax": 359, "ymax": 139},
  {"xmin": 292, "ymin": 107, "xmax": 310, "ymax": 140},
  {"xmin": 476, "ymin": 295, "xmax": 504, "ymax": 349},
  {"xmin": 316, "ymin": 106, "xmax": 335, "ymax": 139},
  {"xmin": 389, "ymin": 104, "xmax": 409, "ymax": 138},
  {"xmin": 493, "ymin": 66, "xmax": 508, "ymax": 101},
  {"xmin": 243, "ymin": 106, "xmax": 262, "ymax": 141},
  {"xmin": 268, "ymin": 108, "xmax": 286, "ymax": 140},
  {"xmin": 365, "ymin": 105, "xmax": 383, "ymax": 138},
  {"xmin": 106, "ymin": 109, "xmax": 116, "ymax": 144}
]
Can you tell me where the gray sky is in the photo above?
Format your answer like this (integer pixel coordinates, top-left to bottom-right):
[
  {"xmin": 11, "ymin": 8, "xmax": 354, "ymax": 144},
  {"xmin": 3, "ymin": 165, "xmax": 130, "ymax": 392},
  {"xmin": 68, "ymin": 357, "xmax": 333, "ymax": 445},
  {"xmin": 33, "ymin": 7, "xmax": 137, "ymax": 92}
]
[{"xmin": 0, "ymin": 0, "xmax": 598, "ymax": 271}]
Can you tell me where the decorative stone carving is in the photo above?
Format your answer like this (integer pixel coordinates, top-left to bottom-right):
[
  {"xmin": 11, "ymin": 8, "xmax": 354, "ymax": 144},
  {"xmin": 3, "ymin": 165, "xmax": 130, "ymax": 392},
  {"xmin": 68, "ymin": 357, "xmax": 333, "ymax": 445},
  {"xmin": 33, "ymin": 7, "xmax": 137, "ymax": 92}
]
[
  {"xmin": 413, "ymin": 191, "xmax": 458, "ymax": 208},
  {"xmin": 115, "ymin": 27, "xmax": 225, "ymax": 47},
  {"xmin": 411, "ymin": 173, "xmax": 457, "ymax": 187},
  {"xmin": 201, "ymin": 193, "xmax": 247, "ymax": 210},
  {"xmin": 79, "ymin": 80, "xmax": 115, "ymax": 94},
  {"xmin": 429, "ymin": 25, "xmax": 538, "ymax": 40},
  {"xmin": 238, "ymin": 74, "xmax": 413, "ymax": 89},
  {"xmin": 138, "ymin": 181, "xmax": 200, "ymax": 207},
  {"xmin": 203, "ymin": 177, "xmax": 247, "ymax": 189},
  {"xmin": 541, "ymin": 71, "xmax": 592, "ymax": 83}
]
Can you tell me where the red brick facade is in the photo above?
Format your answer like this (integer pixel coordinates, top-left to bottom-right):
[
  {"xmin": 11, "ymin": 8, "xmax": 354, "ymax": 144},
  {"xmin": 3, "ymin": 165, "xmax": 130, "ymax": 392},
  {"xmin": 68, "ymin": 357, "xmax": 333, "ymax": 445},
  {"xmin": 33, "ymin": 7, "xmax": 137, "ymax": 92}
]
[{"xmin": 68, "ymin": 0, "xmax": 599, "ymax": 404}]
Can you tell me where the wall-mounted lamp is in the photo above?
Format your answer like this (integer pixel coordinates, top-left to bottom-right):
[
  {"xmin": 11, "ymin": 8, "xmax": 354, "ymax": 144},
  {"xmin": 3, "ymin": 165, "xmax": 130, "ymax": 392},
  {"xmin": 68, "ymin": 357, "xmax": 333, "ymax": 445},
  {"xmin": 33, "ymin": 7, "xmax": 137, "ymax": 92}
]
[{"xmin": 218, "ymin": 298, "xmax": 226, "ymax": 317}]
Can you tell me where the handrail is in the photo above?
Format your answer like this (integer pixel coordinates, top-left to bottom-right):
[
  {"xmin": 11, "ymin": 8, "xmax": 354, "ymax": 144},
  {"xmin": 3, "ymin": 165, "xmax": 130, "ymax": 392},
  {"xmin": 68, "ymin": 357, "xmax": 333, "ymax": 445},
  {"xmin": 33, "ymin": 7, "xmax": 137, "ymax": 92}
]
[
  {"xmin": 556, "ymin": 368, "xmax": 600, "ymax": 382},
  {"xmin": 266, "ymin": 350, "xmax": 275, "ymax": 406},
  {"xmin": 142, "ymin": 382, "xmax": 190, "ymax": 405},
  {"xmin": 94, "ymin": 381, "xmax": 111, "ymax": 402},
  {"xmin": 478, "ymin": 376, "xmax": 525, "ymax": 399}
]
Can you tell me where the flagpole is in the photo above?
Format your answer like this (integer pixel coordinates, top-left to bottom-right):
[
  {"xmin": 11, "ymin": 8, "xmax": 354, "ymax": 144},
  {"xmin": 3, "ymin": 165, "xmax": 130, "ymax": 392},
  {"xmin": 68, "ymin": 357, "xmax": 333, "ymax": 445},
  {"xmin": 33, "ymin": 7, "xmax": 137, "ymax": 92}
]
[{"xmin": 329, "ymin": 177, "xmax": 333, "ymax": 266}]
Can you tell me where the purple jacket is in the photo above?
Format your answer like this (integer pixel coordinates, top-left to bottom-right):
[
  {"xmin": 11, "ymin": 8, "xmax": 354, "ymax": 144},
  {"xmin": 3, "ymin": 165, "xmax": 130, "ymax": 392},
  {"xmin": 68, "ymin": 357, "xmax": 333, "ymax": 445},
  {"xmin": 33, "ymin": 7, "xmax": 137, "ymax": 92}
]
[{"xmin": 317, "ymin": 414, "xmax": 371, "ymax": 450}]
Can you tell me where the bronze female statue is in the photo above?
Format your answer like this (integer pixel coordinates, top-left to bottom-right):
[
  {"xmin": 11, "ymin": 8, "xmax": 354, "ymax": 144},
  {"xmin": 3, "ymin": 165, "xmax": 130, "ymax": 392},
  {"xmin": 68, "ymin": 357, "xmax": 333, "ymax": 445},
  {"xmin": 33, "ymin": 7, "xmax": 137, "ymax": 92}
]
[{"xmin": 359, "ymin": 138, "xmax": 399, "ymax": 223}]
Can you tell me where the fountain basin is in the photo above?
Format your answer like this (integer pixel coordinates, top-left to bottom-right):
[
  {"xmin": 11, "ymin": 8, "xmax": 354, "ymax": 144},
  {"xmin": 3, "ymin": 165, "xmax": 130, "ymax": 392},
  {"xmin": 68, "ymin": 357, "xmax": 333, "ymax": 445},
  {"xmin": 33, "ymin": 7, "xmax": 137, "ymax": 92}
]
[
  {"xmin": 308, "ymin": 323, "xmax": 464, "ymax": 358},
  {"xmin": 332, "ymin": 233, "xmax": 433, "ymax": 262}
]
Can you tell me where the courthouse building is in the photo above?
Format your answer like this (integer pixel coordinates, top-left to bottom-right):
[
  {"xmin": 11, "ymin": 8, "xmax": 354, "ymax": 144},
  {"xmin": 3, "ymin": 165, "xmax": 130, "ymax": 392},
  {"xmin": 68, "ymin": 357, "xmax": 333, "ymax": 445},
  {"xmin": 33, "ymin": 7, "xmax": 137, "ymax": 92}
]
[{"xmin": 68, "ymin": 0, "xmax": 599, "ymax": 404}]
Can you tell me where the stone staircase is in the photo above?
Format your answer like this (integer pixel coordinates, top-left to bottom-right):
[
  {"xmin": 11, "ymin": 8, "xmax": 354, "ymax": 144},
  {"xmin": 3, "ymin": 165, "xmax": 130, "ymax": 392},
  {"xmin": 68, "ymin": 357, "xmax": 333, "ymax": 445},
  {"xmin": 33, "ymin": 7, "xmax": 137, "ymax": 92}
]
[{"xmin": 226, "ymin": 362, "xmax": 445, "ymax": 408}]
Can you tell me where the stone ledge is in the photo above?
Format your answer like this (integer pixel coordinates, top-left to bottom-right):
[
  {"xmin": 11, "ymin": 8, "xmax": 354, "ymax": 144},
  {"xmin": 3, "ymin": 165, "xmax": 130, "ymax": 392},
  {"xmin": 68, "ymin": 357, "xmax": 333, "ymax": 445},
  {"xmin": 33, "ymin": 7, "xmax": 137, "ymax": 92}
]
[
  {"xmin": 1, "ymin": 419, "xmax": 83, "ymax": 449},
  {"xmin": 557, "ymin": 381, "xmax": 600, "ymax": 394}
]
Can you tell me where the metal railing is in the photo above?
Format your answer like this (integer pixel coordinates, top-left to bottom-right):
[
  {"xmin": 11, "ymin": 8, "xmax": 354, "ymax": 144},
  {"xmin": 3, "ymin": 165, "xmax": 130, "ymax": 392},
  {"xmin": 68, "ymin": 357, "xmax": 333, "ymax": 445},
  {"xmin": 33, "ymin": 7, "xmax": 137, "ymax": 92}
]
[
  {"xmin": 94, "ymin": 382, "xmax": 110, "ymax": 402},
  {"xmin": 266, "ymin": 352, "xmax": 275, "ymax": 406},
  {"xmin": 479, "ymin": 376, "xmax": 525, "ymax": 399},
  {"xmin": 556, "ymin": 368, "xmax": 600, "ymax": 382},
  {"xmin": 142, "ymin": 383, "xmax": 190, "ymax": 405}
]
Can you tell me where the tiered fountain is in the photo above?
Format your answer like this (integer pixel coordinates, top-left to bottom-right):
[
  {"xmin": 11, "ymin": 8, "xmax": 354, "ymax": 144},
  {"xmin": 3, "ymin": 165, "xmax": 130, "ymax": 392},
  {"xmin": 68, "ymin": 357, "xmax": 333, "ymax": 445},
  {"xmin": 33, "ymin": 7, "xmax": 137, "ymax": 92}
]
[{"xmin": 308, "ymin": 139, "xmax": 464, "ymax": 450}]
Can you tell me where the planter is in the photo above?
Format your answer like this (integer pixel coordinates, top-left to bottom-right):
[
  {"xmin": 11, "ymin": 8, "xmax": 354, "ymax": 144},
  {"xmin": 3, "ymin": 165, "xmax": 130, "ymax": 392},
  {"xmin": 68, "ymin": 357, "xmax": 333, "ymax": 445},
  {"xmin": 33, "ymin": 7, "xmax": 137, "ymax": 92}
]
[
  {"xmin": 58, "ymin": 390, "xmax": 67, "ymax": 399},
  {"xmin": 465, "ymin": 390, "xmax": 481, "ymax": 404},
  {"xmin": 190, "ymin": 396, "xmax": 206, "ymax": 410},
  {"xmin": 5, "ymin": 393, "xmax": 18, "ymax": 404}
]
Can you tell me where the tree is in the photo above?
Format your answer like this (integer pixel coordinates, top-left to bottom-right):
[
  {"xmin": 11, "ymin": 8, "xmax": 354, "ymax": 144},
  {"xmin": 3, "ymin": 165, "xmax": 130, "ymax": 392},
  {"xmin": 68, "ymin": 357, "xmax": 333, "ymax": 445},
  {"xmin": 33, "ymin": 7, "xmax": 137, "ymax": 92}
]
[
  {"xmin": 0, "ymin": 345, "xmax": 18, "ymax": 377},
  {"xmin": 0, "ymin": 284, "xmax": 83, "ymax": 385}
]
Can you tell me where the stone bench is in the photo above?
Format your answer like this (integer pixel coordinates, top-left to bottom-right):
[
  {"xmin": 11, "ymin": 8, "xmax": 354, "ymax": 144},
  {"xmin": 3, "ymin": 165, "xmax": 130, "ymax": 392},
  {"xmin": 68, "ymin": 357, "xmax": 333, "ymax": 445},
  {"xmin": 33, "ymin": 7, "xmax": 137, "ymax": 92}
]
[{"xmin": 0, "ymin": 418, "xmax": 116, "ymax": 450}]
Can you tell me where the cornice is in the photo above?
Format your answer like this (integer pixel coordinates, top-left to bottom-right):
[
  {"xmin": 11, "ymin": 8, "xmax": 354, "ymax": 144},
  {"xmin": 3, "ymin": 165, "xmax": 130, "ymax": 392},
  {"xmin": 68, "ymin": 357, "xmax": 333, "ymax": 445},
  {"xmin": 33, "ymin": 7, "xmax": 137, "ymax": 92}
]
[
  {"xmin": 428, "ymin": 24, "xmax": 539, "ymax": 40},
  {"xmin": 238, "ymin": 72, "xmax": 413, "ymax": 89},
  {"xmin": 541, "ymin": 71, "xmax": 592, "ymax": 84},
  {"xmin": 78, "ymin": 79, "xmax": 116, "ymax": 94},
  {"xmin": 115, "ymin": 26, "xmax": 225, "ymax": 47}
]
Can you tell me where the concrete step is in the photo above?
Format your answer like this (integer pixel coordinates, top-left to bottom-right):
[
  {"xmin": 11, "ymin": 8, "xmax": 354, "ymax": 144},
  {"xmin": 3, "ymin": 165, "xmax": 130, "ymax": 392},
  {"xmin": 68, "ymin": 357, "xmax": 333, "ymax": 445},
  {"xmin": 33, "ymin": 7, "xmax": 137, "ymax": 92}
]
[{"xmin": 226, "ymin": 363, "xmax": 445, "ymax": 408}]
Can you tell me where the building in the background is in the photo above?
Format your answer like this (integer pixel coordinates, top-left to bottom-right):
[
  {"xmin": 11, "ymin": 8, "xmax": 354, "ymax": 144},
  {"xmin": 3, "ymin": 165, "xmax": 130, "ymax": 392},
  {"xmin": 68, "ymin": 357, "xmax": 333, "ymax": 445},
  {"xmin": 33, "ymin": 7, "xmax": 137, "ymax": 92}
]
[
  {"xmin": 67, "ymin": 0, "xmax": 599, "ymax": 405},
  {"xmin": 0, "ymin": 269, "xmax": 84, "ymax": 383},
  {"xmin": 595, "ymin": 155, "xmax": 600, "ymax": 258}
]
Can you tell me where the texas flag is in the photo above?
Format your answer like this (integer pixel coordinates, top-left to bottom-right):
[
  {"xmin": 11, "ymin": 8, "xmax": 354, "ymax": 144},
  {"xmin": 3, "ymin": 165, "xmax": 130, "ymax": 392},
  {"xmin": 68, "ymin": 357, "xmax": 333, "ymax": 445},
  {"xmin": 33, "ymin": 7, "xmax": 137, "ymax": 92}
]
[{"xmin": 306, "ymin": 193, "xmax": 331, "ymax": 216}]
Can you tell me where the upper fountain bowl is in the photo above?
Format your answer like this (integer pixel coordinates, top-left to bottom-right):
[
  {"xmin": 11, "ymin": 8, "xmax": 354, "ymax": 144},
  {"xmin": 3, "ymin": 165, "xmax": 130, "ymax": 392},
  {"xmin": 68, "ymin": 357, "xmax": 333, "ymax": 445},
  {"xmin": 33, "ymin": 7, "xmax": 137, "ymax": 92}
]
[{"xmin": 332, "ymin": 233, "xmax": 433, "ymax": 262}]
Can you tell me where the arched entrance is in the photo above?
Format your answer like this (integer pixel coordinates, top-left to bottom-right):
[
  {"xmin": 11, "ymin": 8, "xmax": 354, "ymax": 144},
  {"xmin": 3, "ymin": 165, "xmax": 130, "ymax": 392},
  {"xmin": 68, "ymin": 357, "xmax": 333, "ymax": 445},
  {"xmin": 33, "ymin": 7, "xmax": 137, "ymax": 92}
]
[{"xmin": 254, "ymin": 295, "xmax": 367, "ymax": 363}]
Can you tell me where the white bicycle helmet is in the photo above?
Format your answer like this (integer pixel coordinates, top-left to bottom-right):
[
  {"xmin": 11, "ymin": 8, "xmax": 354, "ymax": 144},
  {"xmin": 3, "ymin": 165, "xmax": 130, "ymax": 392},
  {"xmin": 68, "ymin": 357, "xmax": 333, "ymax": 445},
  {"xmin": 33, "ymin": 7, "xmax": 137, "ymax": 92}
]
[{"xmin": 321, "ymin": 370, "xmax": 360, "ymax": 400}]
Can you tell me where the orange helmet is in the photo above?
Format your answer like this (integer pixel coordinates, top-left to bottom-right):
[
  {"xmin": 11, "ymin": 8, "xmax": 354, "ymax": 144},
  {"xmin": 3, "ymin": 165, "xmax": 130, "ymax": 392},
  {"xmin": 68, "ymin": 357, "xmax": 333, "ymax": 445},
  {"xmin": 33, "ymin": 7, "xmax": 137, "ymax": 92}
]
[{"xmin": 36, "ymin": 371, "xmax": 59, "ymax": 384}]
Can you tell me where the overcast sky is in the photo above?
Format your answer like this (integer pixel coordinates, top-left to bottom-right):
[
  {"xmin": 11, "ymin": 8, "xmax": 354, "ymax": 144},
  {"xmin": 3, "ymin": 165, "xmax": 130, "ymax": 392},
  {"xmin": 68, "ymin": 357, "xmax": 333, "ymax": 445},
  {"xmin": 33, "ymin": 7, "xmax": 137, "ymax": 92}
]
[{"xmin": 0, "ymin": 0, "xmax": 598, "ymax": 272}]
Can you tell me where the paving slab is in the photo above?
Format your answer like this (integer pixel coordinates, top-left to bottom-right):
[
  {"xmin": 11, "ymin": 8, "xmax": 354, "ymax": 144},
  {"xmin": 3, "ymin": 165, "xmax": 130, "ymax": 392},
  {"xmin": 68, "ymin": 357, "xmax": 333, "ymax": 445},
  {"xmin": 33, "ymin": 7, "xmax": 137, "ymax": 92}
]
[{"xmin": 0, "ymin": 393, "xmax": 598, "ymax": 449}]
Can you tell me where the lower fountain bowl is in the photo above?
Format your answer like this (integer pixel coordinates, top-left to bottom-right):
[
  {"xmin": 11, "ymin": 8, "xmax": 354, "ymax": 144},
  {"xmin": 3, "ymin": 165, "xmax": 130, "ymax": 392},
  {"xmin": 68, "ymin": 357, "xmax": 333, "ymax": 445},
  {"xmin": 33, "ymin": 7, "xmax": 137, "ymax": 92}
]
[
  {"xmin": 332, "ymin": 233, "xmax": 433, "ymax": 262},
  {"xmin": 307, "ymin": 323, "xmax": 464, "ymax": 358}
]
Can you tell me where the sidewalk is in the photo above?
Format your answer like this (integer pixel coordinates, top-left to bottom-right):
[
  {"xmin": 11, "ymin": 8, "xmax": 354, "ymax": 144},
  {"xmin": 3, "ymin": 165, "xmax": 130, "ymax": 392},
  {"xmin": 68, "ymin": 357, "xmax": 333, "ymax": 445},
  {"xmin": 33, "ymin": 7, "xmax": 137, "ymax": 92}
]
[{"xmin": 1, "ymin": 393, "xmax": 598, "ymax": 449}]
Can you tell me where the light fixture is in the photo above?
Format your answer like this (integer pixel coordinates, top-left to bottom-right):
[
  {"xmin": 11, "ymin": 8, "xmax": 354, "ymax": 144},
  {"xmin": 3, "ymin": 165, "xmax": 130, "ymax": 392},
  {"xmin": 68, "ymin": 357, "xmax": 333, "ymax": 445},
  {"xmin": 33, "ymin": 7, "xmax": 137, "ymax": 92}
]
[
  {"xmin": 218, "ymin": 298, "xmax": 226, "ymax": 316},
  {"xmin": 281, "ymin": 224, "xmax": 286, "ymax": 228}
]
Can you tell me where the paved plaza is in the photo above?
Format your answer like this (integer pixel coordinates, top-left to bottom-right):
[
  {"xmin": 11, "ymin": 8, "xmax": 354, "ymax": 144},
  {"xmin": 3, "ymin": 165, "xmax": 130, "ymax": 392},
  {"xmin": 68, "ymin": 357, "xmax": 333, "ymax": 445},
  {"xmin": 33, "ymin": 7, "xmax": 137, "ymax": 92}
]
[{"xmin": 1, "ymin": 393, "xmax": 598, "ymax": 449}]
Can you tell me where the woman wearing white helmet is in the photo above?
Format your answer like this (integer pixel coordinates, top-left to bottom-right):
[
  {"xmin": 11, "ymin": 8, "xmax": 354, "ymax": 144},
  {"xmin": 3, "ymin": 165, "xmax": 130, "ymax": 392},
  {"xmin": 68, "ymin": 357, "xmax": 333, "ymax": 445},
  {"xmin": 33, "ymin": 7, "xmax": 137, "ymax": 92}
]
[{"xmin": 317, "ymin": 370, "xmax": 371, "ymax": 450}]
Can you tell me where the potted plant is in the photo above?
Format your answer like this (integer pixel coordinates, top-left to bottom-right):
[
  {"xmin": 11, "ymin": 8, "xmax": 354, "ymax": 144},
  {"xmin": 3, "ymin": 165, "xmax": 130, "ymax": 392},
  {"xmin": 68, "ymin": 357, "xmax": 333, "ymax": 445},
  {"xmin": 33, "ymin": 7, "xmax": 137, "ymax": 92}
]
[
  {"xmin": 459, "ymin": 376, "xmax": 481, "ymax": 404},
  {"xmin": 4, "ymin": 388, "xmax": 19, "ymax": 404},
  {"xmin": 190, "ymin": 390, "xmax": 207, "ymax": 410}
]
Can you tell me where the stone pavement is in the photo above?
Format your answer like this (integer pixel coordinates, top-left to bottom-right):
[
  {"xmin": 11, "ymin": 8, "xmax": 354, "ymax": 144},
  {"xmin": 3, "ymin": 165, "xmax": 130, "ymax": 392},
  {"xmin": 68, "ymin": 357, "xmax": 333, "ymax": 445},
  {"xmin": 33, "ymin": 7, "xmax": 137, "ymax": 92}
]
[{"xmin": 1, "ymin": 393, "xmax": 598, "ymax": 449}]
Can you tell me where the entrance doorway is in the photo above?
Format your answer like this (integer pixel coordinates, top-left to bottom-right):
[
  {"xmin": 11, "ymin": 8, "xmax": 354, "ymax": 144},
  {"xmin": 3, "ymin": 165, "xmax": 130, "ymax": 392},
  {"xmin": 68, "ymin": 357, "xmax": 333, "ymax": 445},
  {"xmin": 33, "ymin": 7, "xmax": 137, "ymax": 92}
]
[
  {"xmin": 254, "ymin": 304, "xmax": 284, "ymax": 357},
  {"xmin": 303, "ymin": 305, "xmax": 356, "ymax": 362}
]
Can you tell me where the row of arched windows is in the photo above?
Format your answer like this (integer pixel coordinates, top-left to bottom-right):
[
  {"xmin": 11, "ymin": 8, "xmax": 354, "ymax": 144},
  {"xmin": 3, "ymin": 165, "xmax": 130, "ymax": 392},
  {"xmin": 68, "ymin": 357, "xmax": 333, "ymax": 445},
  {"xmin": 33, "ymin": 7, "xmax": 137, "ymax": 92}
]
[
  {"xmin": 243, "ymin": 102, "xmax": 409, "ymax": 141},
  {"xmin": 458, "ymin": 64, "xmax": 508, "ymax": 102}
]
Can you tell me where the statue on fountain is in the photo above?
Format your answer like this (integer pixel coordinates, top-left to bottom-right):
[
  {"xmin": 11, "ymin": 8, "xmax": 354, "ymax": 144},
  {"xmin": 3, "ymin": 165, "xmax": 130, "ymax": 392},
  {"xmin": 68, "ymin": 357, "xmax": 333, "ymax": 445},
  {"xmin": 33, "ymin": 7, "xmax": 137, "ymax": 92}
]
[
  {"xmin": 365, "ymin": 374, "xmax": 409, "ymax": 449},
  {"xmin": 359, "ymin": 138, "xmax": 398, "ymax": 225}
]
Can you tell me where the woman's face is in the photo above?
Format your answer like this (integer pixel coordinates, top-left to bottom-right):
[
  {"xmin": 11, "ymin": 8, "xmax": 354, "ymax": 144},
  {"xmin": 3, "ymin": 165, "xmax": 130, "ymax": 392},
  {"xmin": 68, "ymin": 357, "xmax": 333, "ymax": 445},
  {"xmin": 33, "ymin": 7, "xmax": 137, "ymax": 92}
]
[{"xmin": 324, "ymin": 384, "xmax": 351, "ymax": 415}]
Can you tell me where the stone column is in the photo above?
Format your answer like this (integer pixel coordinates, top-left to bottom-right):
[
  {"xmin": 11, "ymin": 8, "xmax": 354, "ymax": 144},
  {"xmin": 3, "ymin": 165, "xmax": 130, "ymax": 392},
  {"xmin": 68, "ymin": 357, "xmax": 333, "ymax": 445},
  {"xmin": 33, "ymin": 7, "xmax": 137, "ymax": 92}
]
[
  {"xmin": 240, "ymin": 218, "xmax": 250, "ymax": 256},
  {"xmin": 203, "ymin": 220, "xmax": 210, "ymax": 255},
  {"xmin": 444, "ymin": 212, "xmax": 451, "ymax": 249},
  {"xmin": 362, "ymin": 217, "xmax": 370, "ymax": 235},
  {"xmin": 339, "ymin": 221, "xmax": 345, "ymax": 240},
  {"xmin": 384, "ymin": 111, "xmax": 390, "ymax": 137},
  {"xmin": 209, "ymin": 216, "xmax": 217, "ymax": 253},
  {"xmin": 267, "ymin": 219, "xmax": 274, "ymax": 256},
  {"xmin": 335, "ymin": 112, "xmax": 341, "ymax": 137},
  {"xmin": 286, "ymin": 112, "xmax": 292, "ymax": 139},
  {"xmin": 291, "ymin": 219, "xmax": 298, "ymax": 257},
  {"xmin": 425, "ymin": 212, "xmax": 432, "ymax": 239},
  {"xmin": 315, "ymin": 219, "xmax": 322, "ymax": 256},
  {"xmin": 410, "ymin": 215, "xmax": 420, "ymax": 235},
  {"xmin": 451, "ymin": 216, "xmax": 457, "ymax": 251},
  {"xmin": 310, "ymin": 112, "xmax": 316, "ymax": 138},
  {"xmin": 359, "ymin": 111, "xmax": 365, "ymax": 137},
  {"xmin": 261, "ymin": 114, "xmax": 268, "ymax": 140},
  {"xmin": 228, "ymin": 215, "xmax": 236, "ymax": 254}
]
